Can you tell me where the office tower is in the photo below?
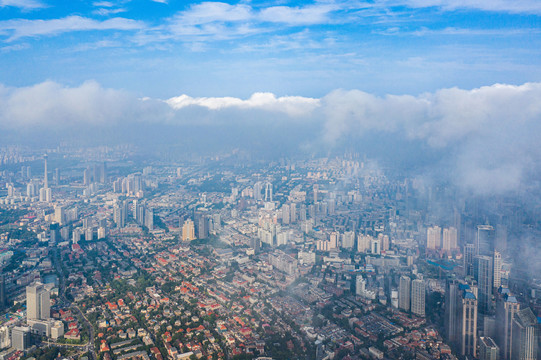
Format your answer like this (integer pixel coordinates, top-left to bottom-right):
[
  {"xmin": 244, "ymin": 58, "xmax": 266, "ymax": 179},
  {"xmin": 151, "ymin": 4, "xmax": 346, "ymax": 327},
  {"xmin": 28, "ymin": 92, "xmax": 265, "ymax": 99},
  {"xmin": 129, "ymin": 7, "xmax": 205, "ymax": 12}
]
[
  {"xmin": 197, "ymin": 214, "xmax": 208, "ymax": 239},
  {"xmin": 54, "ymin": 168, "xmax": 60, "ymax": 186},
  {"xmin": 145, "ymin": 208, "xmax": 154, "ymax": 231},
  {"xmin": 464, "ymin": 243, "xmax": 476, "ymax": 277},
  {"xmin": 50, "ymin": 223, "xmax": 60, "ymax": 243},
  {"xmin": 0, "ymin": 326, "xmax": 10, "ymax": 349},
  {"xmin": 380, "ymin": 234, "xmax": 390, "ymax": 252},
  {"xmin": 445, "ymin": 279, "xmax": 460, "ymax": 349},
  {"xmin": 290, "ymin": 203, "xmax": 297, "ymax": 223},
  {"xmin": 476, "ymin": 255, "xmax": 494, "ymax": 313},
  {"xmin": 479, "ymin": 337, "xmax": 499, "ymax": 360},
  {"xmin": 100, "ymin": 162, "xmax": 107, "ymax": 183},
  {"xmin": 251, "ymin": 237, "xmax": 260, "ymax": 253},
  {"xmin": 341, "ymin": 231, "xmax": 355, "ymax": 250},
  {"xmin": 265, "ymin": 182, "xmax": 273, "ymax": 202},
  {"xmin": 443, "ymin": 227, "xmax": 458, "ymax": 252},
  {"xmin": 477, "ymin": 225, "xmax": 495, "ymax": 256},
  {"xmin": 113, "ymin": 205, "xmax": 125, "ymax": 228},
  {"xmin": 497, "ymin": 292, "xmax": 520, "ymax": 360},
  {"xmin": 411, "ymin": 279, "xmax": 425, "ymax": 317},
  {"xmin": 54, "ymin": 205, "xmax": 66, "ymax": 225},
  {"xmin": 512, "ymin": 308, "xmax": 538, "ymax": 360},
  {"xmin": 313, "ymin": 184, "xmax": 318, "ymax": 202},
  {"xmin": 426, "ymin": 226, "xmax": 441, "ymax": 250},
  {"xmin": 83, "ymin": 168, "xmax": 90, "ymax": 185},
  {"xmin": 282, "ymin": 205, "xmax": 290, "ymax": 225},
  {"xmin": 460, "ymin": 285, "xmax": 478, "ymax": 358},
  {"xmin": 371, "ymin": 237, "xmax": 380, "ymax": 255},
  {"xmin": 182, "ymin": 219, "xmax": 196, "ymax": 241},
  {"xmin": 494, "ymin": 251, "xmax": 502, "ymax": 289},
  {"xmin": 26, "ymin": 283, "xmax": 50, "ymax": 320},
  {"xmin": 11, "ymin": 326, "xmax": 31, "ymax": 351},
  {"xmin": 399, "ymin": 276, "xmax": 411, "ymax": 312},
  {"xmin": 254, "ymin": 182, "xmax": 263, "ymax": 201},
  {"xmin": 26, "ymin": 166, "xmax": 31, "ymax": 179},
  {"xmin": 299, "ymin": 204, "xmax": 306, "ymax": 221}
]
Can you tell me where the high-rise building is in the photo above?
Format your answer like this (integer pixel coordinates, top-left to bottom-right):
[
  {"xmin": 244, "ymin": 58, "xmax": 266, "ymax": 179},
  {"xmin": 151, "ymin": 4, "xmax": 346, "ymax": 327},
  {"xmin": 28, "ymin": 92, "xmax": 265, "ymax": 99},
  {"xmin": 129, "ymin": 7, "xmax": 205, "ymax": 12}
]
[
  {"xmin": 464, "ymin": 243, "xmax": 476, "ymax": 277},
  {"xmin": 182, "ymin": 219, "xmax": 196, "ymax": 241},
  {"xmin": 494, "ymin": 251, "xmax": 502, "ymax": 289},
  {"xmin": 399, "ymin": 276, "xmax": 411, "ymax": 312},
  {"xmin": 443, "ymin": 227, "xmax": 458, "ymax": 252},
  {"xmin": 0, "ymin": 326, "xmax": 11, "ymax": 349},
  {"xmin": 26, "ymin": 283, "xmax": 50, "ymax": 320},
  {"xmin": 476, "ymin": 255, "xmax": 494, "ymax": 313},
  {"xmin": 477, "ymin": 225, "xmax": 495, "ymax": 256},
  {"xmin": 445, "ymin": 279, "xmax": 460, "ymax": 350},
  {"xmin": 512, "ymin": 308, "xmax": 538, "ymax": 360},
  {"xmin": 479, "ymin": 337, "xmax": 499, "ymax": 360},
  {"xmin": 11, "ymin": 326, "xmax": 31, "ymax": 351},
  {"xmin": 426, "ymin": 226, "xmax": 441, "ymax": 250},
  {"xmin": 54, "ymin": 205, "xmax": 66, "ymax": 225},
  {"xmin": 39, "ymin": 154, "xmax": 52, "ymax": 202},
  {"xmin": 460, "ymin": 285, "xmax": 478, "ymax": 358},
  {"xmin": 265, "ymin": 182, "xmax": 273, "ymax": 202},
  {"xmin": 497, "ymin": 292, "xmax": 520, "ymax": 360},
  {"xmin": 411, "ymin": 279, "xmax": 425, "ymax": 317},
  {"xmin": 145, "ymin": 208, "xmax": 154, "ymax": 231}
]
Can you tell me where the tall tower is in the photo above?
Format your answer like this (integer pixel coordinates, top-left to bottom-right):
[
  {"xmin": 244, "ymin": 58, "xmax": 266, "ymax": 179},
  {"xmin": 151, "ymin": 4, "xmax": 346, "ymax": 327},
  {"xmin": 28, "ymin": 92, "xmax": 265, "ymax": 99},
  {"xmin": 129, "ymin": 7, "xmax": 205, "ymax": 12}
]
[
  {"xmin": 411, "ymin": 279, "xmax": 425, "ymax": 317},
  {"xmin": 265, "ymin": 182, "xmax": 273, "ymax": 202},
  {"xmin": 477, "ymin": 225, "xmax": 495, "ymax": 256},
  {"xmin": 399, "ymin": 275, "xmax": 411, "ymax": 312},
  {"xmin": 494, "ymin": 251, "xmax": 502, "ymax": 289},
  {"xmin": 497, "ymin": 293, "xmax": 520, "ymax": 360},
  {"xmin": 445, "ymin": 279, "xmax": 460, "ymax": 350},
  {"xmin": 460, "ymin": 286, "xmax": 478, "ymax": 357},
  {"xmin": 512, "ymin": 308, "xmax": 539, "ymax": 360},
  {"xmin": 479, "ymin": 337, "xmax": 499, "ymax": 360},
  {"xmin": 43, "ymin": 154, "xmax": 48, "ymax": 189},
  {"xmin": 476, "ymin": 255, "xmax": 494, "ymax": 313},
  {"xmin": 26, "ymin": 283, "xmax": 50, "ymax": 320}
]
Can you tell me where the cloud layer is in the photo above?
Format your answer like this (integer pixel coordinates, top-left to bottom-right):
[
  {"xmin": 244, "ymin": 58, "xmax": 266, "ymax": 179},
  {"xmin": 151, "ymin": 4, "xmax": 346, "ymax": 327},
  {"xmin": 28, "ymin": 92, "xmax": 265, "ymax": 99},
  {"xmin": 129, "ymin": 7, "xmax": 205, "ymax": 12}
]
[{"xmin": 1, "ymin": 81, "xmax": 540, "ymax": 195}]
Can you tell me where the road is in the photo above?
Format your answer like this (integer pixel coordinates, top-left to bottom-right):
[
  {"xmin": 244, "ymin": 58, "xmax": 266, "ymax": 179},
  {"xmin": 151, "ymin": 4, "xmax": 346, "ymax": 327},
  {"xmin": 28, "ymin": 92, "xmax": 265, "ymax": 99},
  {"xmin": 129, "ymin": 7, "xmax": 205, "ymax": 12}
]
[{"xmin": 53, "ymin": 246, "xmax": 97, "ymax": 360}]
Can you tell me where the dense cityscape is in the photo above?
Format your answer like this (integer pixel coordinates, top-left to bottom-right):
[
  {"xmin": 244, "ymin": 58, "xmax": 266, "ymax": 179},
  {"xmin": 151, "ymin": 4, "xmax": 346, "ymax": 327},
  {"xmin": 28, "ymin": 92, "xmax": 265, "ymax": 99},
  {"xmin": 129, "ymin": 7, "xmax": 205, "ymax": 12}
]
[{"xmin": 0, "ymin": 144, "xmax": 539, "ymax": 360}]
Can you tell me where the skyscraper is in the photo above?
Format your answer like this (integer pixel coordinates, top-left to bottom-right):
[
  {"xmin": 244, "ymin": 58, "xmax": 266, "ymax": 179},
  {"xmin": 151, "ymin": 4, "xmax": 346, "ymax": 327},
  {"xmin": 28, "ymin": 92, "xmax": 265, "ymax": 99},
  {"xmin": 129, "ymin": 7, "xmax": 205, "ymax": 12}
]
[
  {"xmin": 476, "ymin": 255, "xmax": 494, "ymax": 313},
  {"xmin": 426, "ymin": 226, "xmax": 441, "ymax": 250},
  {"xmin": 464, "ymin": 243, "xmax": 476, "ymax": 277},
  {"xmin": 479, "ymin": 337, "xmax": 499, "ymax": 360},
  {"xmin": 445, "ymin": 279, "xmax": 460, "ymax": 350},
  {"xmin": 494, "ymin": 251, "xmax": 502, "ymax": 289},
  {"xmin": 460, "ymin": 285, "xmax": 478, "ymax": 358},
  {"xmin": 39, "ymin": 154, "xmax": 52, "ymax": 202},
  {"xmin": 399, "ymin": 275, "xmax": 411, "ymax": 312},
  {"xmin": 477, "ymin": 225, "xmax": 495, "ymax": 256},
  {"xmin": 497, "ymin": 292, "xmax": 520, "ymax": 360},
  {"xmin": 182, "ymin": 219, "xmax": 196, "ymax": 241},
  {"xmin": 443, "ymin": 227, "xmax": 458, "ymax": 252},
  {"xmin": 512, "ymin": 308, "xmax": 538, "ymax": 360},
  {"xmin": 411, "ymin": 279, "xmax": 425, "ymax": 317},
  {"xmin": 26, "ymin": 283, "xmax": 50, "ymax": 320}
]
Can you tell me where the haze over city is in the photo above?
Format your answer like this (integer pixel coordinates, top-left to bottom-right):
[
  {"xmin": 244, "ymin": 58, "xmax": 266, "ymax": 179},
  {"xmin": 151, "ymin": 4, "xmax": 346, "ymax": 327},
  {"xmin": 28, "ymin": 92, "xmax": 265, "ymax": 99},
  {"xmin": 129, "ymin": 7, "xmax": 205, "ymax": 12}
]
[{"xmin": 0, "ymin": 1, "xmax": 541, "ymax": 360}]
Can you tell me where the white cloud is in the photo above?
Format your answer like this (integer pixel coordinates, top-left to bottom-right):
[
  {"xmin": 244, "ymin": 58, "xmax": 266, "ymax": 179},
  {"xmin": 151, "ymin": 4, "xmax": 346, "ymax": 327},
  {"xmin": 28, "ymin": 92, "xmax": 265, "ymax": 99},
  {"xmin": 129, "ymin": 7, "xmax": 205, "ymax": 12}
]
[
  {"xmin": 1, "ymin": 80, "xmax": 540, "ymax": 194},
  {"xmin": 393, "ymin": 0, "xmax": 541, "ymax": 14},
  {"xmin": 0, "ymin": 15, "xmax": 145, "ymax": 41},
  {"xmin": 259, "ymin": 4, "xmax": 339, "ymax": 25},
  {"xmin": 0, "ymin": 0, "xmax": 46, "ymax": 10},
  {"xmin": 167, "ymin": 92, "xmax": 320, "ymax": 117}
]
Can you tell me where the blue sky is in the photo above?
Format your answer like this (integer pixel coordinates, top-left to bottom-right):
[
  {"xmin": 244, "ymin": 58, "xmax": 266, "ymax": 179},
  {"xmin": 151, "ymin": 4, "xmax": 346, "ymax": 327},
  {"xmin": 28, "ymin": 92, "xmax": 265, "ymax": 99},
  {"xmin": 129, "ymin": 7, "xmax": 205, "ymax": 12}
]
[{"xmin": 0, "ymin": 0, "xmax": 540, "ymax": 98}]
